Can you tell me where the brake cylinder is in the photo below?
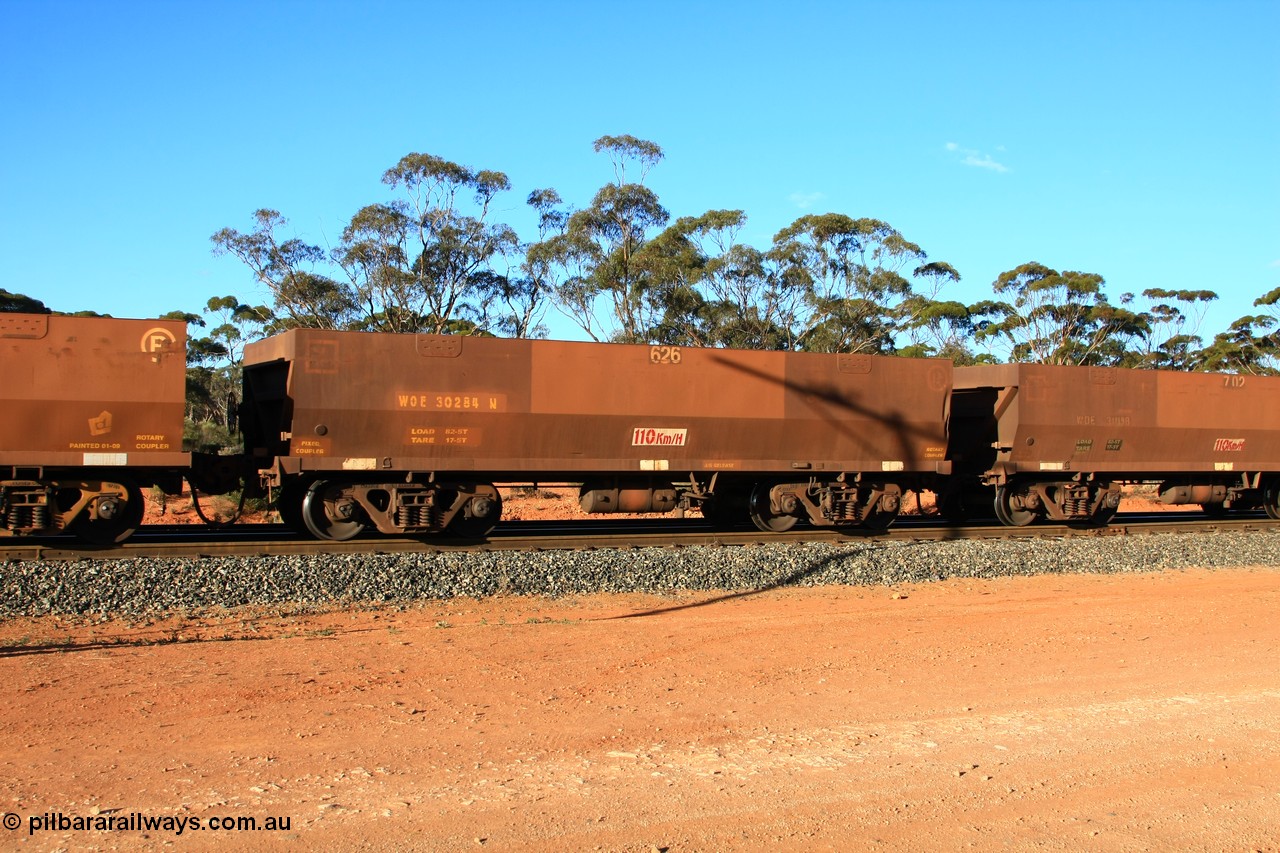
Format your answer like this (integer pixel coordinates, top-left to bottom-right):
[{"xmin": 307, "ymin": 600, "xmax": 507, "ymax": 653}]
[
  {"xmin": 579, "ymin": 486, "xmax": 677, "ymax": 513},
  {"xmin": 1157, "ymin": 483, "xmax": 1227, "ymax": 505}
]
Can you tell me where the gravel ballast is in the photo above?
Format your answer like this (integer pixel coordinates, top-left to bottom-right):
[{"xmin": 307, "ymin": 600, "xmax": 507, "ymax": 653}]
[{"xmin": 4, "ymin": 532, "xmax": 1280, "ymax": 618}]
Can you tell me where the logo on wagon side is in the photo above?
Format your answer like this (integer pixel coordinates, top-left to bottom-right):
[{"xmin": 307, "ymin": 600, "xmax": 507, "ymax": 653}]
[
  {"xmin": 1213, "ymin": 438, "xmax": 1246, "ymax": 452},
  {"xmin": 140, "ymin": 327, "xmax": 177, "ymax": 354},
  {"xmin": 632, "ymin": 428, "xmax": 687, "ymax": 447},
  {"xmin": 88, "ymin": 410, "xmax": 113, "ymax": 436}
]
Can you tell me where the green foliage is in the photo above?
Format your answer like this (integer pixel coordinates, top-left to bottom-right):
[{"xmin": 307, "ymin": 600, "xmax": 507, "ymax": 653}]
[
  {"xmin": 1132, "ymin": 288, "xmax": 1218, "ymax": 370},
  {"xmin": 768, "ymin": 214, "xmax": 959, "ymax": 354},
  {"xmin": 164, "ymin": 296, "xmax": 277, "ymax": 437},
  {"xmin": 973, "ymin": 262, "xmax": 1149, "ymax": 365},
  {"xmin": 160, "ymin": 310, "xmax": 204, "ymax": 326},
  {"xmin": 1197, "ymin": 286, "xmax": 1280, "ymax": 374},
  {"xmin": 183, "ymin": 418, "xmax": 239, "ymax": 453},
  {"xmin": 527, "ymin": 136, "xmax": 671, "ymax": 343},
  {"xmin": 0, "ymin": 289, "xmax": 50, "ymax": 313},
  {"xmin": 640, "ymin": 210, "xmax": 800, "ymax": 350},
  {"xmin": 206, "ymin": 135, "xmax": 1271, "ymax": 371},
  {"xmin": 336, "ymin": 152, "xmax": 521, "ymax": 334},
  {"xmin": 593, "ymin": 134, "xmax": 664, "ymax": 183},
  {"xmin": 897, "ymin": 298, "xmax": 979, "ymax": 363},
  {"xmin": 1253, "ymin": 286, "xmax": 1280, "ymax": 308},
  {"xmin": 214, "ymin": 152, "xmax": 532, "ymax": 338},
  {"xmin": 211, "ymin": 209, "xmax": 354, "ymax": 329},
  {"xmin": 1198, "ymin": 314, "xmax": 1279, "ymax": 375}
]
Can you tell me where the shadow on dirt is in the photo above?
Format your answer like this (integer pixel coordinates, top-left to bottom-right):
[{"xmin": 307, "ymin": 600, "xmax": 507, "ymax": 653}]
[{"xmin": 603, "ymin": 538, "xmax": 941, "ymax": 620}]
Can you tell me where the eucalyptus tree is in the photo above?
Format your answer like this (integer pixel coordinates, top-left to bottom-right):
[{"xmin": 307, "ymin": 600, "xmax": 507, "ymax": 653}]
[
  {"xmin": 213, "ymin": 153, "xmax": 521, "ymax": 336},
  {"xmin": 631, "ymin": 212, "xmax": 712, "ymax": 346},
  {"xmin": 1135, "ymin": 288, "xmax": 1218, "ymax": 370},
  {"xmin": 529, "ymin": 135, "xmax": 670, "ymax": 342},
  {"xmin": 972, "ymin": 262, "xmax": 1149, "ymax": 365},
  {"xmin": 336, "ymin": 152, "xmax": 521, "ymax": 334},
  {"xmin": 154, "ymin": 308, "xmax": 233, "ymax": 448},
  {"xmin": 1250, "ymin": 285, "xmax": 1280, "ymax": 351},
  {"xmin": 211, "ymin": 210, "xmax": 355, "ymax": 330},
  {"xmin": 767, "ymin": 214, "xmax": 960, "ymax": 354},
  {"xmin": 472, "ymin": 188, "xmax": 568, "ymax": 340},
  {"xmin": 700, "ymin": 243, "xmax": 803, "ymax": 350},
  {"xmin": 1199, "ymin": 315, "xmax": 1278, "ymax": 375},
  {"xmin": 895, "ymin": 297, "xmax": 979, "ymax": 363},
  {"xmin": 1198, "ymin": 285, "xmax": 1280, "ymax": 374},
  {"xmin": 202, "ymin": 295, "xmax": 276, "ymax": 364},
  {"xmin": 640, "ymin": 209, "xmax": 802, "ymax": 350},
  {"xmin": 0, "ymin": 289, "xmax": 49, "ymax": 313},
  {"xmin": 1256, "ymin": 285, "xmax": 1280, "ymax": 317},
  {"xmin": 157, "ymin": 297, "xmax": 274, "ymax": 446}
]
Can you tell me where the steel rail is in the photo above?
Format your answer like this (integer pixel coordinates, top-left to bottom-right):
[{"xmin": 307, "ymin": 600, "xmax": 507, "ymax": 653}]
[{"xmin": 1, "ymin": 513, "xmax": 1277, "ymax": 563}]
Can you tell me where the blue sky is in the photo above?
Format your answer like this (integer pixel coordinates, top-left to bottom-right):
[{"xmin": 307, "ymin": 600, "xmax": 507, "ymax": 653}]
[{"xmin": 2, "ymin": 0, "xmax": 1276, "ymax": 346}]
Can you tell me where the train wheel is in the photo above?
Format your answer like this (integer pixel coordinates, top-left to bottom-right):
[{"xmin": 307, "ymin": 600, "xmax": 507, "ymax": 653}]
[
  {"xmin": 301, "ymin": 480, "xmax": 366, "ymax": 541},
  {"xmin": 71, "ymin": 480, "xmax": 145, "ymax": 545},
  {"xmin": 446, "ymin": 487, "xmax": 503, "ymax": 538},
  {"xmin": 1264, "ymin": 484, "xmax": 1280, "ymax": 521},
  {"xmin": 748, "ymin": 484, "xmax": 798, "ymax": 533},
  {"xmin": 993, "ymin": 485, "xmax": 1037, "ymax": 527}
]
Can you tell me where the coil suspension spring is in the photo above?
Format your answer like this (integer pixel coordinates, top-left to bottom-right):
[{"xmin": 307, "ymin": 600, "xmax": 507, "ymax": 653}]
[
  {"xmin": 832, "ymin": 491, "xmax": 863, "ymax": 522},
  {"xmin": 3, "ymin": 504, "xmax": 48, "ymax": 531},
  {"xmin": 1063, "ymin": 496, "xmax": 1092, "ymax": 517},
  {"xmin": 394, "ymin": 490, "xmax": 439, "ymax": 530},
  {"xmin": 395, "ymin": 504, "xmax": 437, "ymax": 529}
]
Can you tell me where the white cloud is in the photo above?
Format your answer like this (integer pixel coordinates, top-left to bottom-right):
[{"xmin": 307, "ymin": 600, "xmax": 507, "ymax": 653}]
[
  {"xmin": 946, "ymin": 142, "xmax": 1009, "ymax": 173},
  {"xmin": 963, "ymin": 153, "xmax": 1009, "ymax": 173},
  {"xmin": 1270, "ymin": 259, "xmax": 1280, "ymax": 267},
  {"xmin": 789, "ymin": 191, "xmax": 825, "ymax": 209}
]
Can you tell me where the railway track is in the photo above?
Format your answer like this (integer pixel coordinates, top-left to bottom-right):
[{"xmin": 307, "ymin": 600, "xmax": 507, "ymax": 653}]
[{"xmin": 3, "ymin": 512, "xmax": 1277, "ymax": 563}]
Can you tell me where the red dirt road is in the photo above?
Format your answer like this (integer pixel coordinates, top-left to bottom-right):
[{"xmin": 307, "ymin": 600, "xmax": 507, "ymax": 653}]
[{"xmin": 3, "ymin": 567, "xmax": 1279, "ymax": 851}]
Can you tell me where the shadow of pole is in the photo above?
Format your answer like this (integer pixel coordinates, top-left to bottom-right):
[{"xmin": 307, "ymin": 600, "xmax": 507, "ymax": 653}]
[{"xmin": 601, "ymin": 538, "xmax": 944, "ymax": 620}]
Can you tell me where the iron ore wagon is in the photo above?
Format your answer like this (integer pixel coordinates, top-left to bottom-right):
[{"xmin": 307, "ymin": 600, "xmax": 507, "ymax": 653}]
[
  {"xmin": 241, "ymin": 330, "xmax": 954, "ymax": 539},
  {"xmin": 0, "ymin": 313, "xmax": 228, "ymax": 543},
  {"xmin": 948, "ymin": 363, "xmax": 1280, "ymax": 526}
]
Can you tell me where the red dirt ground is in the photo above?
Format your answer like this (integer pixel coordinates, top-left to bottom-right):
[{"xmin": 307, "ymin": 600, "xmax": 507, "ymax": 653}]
[{"xmin": 3, "ymin": 563, "xmax": 1279, "ymax": 850}]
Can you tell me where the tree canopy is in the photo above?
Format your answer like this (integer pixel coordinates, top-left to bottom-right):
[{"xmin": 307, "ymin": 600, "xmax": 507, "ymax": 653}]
[{"xmin": 196, "ymin": 137, "xmax": 1273, "ymax": 376}]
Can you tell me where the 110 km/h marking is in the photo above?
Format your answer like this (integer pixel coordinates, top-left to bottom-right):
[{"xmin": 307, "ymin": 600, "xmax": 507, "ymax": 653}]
[{"xmin": 632, "ymin": 428, "xmax": 688, "ymax": 447}]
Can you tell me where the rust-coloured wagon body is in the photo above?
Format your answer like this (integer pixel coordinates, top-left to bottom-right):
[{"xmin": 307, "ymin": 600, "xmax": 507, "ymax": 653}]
[
  {"xmin": 241, "ymin": 330, "xmax": 952, "ymax": 537},
  {"xmin": 0, "ymin": 313, "xmax": 191, "ymax": 541},
  {"xmin": 951, "ymin": 363, "xmax": 1280, "ymax": 525}
]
